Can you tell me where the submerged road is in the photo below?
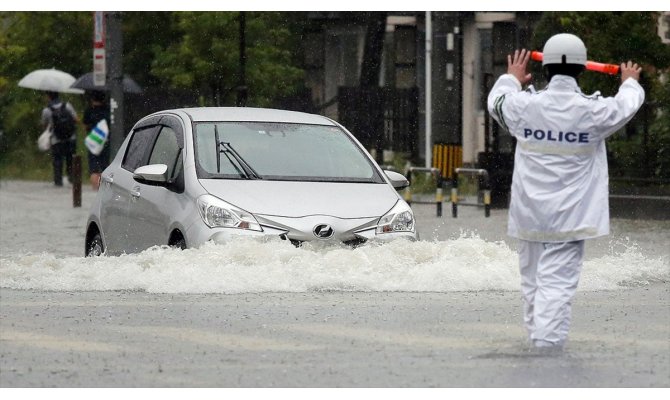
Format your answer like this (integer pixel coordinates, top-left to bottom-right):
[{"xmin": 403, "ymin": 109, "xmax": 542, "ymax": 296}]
[
  {"xmin": 1, "ymin": 287, "xmax": 668, "ymax": 387},
  {"xmin": 0, "ymin": 180, "xmax": 669, "ymax": 387}
]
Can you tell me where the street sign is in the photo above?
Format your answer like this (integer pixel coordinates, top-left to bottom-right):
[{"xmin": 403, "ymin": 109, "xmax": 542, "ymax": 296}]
[{"xmin": 93, "ymin": 11, "xmax": 106, "ymax": 87}]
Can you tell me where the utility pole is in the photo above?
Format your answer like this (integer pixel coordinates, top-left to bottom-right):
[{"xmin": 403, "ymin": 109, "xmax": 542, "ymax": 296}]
[
  {"xmin": 106, "ymin": 11, "xmax": 124, "ymax": 156},
  {"xmin": 425, "ymin": 11, "xmax": 433, "ymax": 168},
  {"xmin": 237, "ymin": 11, "xmax": 248, "ymax": 107}
]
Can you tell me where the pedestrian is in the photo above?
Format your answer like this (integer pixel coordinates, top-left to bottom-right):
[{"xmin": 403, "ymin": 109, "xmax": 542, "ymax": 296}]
[
  {"xmin": 41, "ymin": 91, "xmax": 79, "ymax": 187},
  {"xmin": 487, "ymin": 34, "xmax": 645, "ymax": 351},
  {"xmin": 82, "ymin": 90, "xmax": 110, "ymax": 190}
]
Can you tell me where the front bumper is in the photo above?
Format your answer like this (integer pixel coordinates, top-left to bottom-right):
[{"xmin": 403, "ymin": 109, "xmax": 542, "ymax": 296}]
[{"xmin": 186, "ymin": 214, "xmax": 417, "ymax": 248}]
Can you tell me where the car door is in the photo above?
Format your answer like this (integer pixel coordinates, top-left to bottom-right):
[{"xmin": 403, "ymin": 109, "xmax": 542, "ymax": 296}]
[
  {"xmin": 111, "ymin": 124, "xmax": 161, "ymax": 253},
  {"xmin": 125, "ymin": 121, "xmax": 184, "ymax": 252},
  {"xmin": 98, "ymin": 165, "xmax": 129, "ymax": 254}
]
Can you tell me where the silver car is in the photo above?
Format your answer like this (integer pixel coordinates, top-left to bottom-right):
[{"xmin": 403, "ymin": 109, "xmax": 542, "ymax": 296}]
[{"xmin": 85, "ymin": 107, "xmax": 417, "ymax": 256}]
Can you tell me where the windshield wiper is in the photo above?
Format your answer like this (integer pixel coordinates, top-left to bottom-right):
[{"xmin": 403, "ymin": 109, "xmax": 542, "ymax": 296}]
[
  {"xmin": 214, "ymin": 125, "xmax": 222, "ymax": 173},
  {"xmin": 213, "ymin": 125, "xmax": 261, "ymax": 179},
  {"xmin": 219, "ymin": 142, "xmax": 262, "ymax": 180}
]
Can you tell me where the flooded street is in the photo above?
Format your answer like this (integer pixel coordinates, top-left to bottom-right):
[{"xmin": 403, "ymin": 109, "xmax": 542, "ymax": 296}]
[{"xmin": 1, "ymin": 180, "xmax": 669, "ymax": 387}]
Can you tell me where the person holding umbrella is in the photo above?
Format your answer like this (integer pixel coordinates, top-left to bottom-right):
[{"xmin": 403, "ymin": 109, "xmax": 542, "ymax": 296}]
[
  {"xmin": 41, "ymin": 91, "xmax": 79, "ymax": 187},
  {"xmin": 82, "ymin": 90, "xmax": 110, "ymax": 190},
  {"xmin": 18, "ymin": 68, "xmax": 83, "ymax": 187}
]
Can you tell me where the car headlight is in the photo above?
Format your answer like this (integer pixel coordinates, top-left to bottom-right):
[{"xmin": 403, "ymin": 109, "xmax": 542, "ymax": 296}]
[
  {"xmin": 376, "ymin": 201, "xmax": 415, "ymax": 234},
  {"xmin": 197, "ymin": 194, "xmax": 262, "ymax": 231}
]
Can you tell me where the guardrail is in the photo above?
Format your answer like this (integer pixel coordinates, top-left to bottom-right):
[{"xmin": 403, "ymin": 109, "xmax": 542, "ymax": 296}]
[
  {"xmin": 404, "ymin": 167, "xmax": 444, "ymax": 217},
  {"xmin": 452, "ymin": 168, "xmax": 491, "ymax": 218}
]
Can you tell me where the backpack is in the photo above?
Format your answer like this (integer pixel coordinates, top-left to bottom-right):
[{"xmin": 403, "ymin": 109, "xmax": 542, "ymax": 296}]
[{"xmin": 49, "ymin": 103, "xmax": 76, "ymax": 141}]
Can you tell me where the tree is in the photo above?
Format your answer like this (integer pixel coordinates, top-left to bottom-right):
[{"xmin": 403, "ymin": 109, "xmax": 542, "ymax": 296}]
[
  {"xmin": 0, "ymin": 11, "xmax": 308, "ymax": 178},
  {"xmin": 648, "ymin": 77, "xmax": 670, "ymax": 178},
  {"xmin": 0, "ymin": 12, "xmax": 90, "ymax": 168},
  {"xmin": 150, "ymin": 12, "xmax": 304, "ymax": 107},
  {"xmin": 531, "ymin": 12, "xmax": 670, "ymax": 179},
  {"xmin": 122, "ymin": 12, "xmax": 182, "ymax": 87}
]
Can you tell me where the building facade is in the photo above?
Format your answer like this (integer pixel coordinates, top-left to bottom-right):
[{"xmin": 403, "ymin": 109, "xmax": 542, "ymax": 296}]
[
  {"xmin": 302, "ymin": 12, "xmax": 540, "ymax": 204},
  {"xmin": 302, "ymin": 12, "xmax": 540, "ymax": 164}
]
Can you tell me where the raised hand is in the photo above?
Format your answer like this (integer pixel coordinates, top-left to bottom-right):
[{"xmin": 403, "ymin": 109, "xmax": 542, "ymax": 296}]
[
  {"xmin": 508, "ymin": 49, "xmax": 532, "ymax": 86},
  {"xmin": 620, "ymin": 61, "xmax": 642, "ymax": 83}
]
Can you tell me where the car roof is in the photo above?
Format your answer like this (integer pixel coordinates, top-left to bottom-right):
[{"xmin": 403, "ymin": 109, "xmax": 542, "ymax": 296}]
[{"xmin": 169, "ymin": 107, "xmax": 337, "ymax": 126}]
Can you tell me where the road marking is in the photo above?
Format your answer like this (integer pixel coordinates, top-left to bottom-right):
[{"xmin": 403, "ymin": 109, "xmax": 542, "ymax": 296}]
[
  {"xmin": 115, "ymin": 325, "xmax": 322, "ymax": 351},
  {"xmin": 281, "ymin": 323, "xmax": 518, "ymax": 348},
  {"xmin": 0, "ymin": 329, "xmax": 120, "ymax": 353}
]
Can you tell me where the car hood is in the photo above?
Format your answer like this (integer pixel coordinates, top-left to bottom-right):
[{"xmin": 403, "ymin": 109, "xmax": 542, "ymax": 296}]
[{"xmin": 198, "ymin": 179, "xmax": 399, "ymax": 218}]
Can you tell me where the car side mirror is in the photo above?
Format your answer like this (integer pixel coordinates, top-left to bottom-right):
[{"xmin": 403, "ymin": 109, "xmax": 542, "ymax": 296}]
[
  {"xmin": 133, "ymin": 164, "xmax": 168, "ymax": 185},
  {"xmin": 384, "ymin": 170, "xmax": 409, "ymax": 190}
]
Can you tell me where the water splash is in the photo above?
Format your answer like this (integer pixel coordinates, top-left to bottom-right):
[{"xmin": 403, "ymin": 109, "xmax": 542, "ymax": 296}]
[{"xmin": 1, "ymin": 235, "xmax": 667, "ymax": 294}]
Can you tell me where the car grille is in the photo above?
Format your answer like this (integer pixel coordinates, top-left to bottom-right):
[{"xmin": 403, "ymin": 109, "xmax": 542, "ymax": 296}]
[{"xmin": 280, "ymin": 235, "xmax": 367, "ymax": 248}]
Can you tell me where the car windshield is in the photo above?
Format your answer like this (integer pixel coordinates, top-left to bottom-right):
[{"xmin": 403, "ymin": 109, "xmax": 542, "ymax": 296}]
[{"xmin": 194, "ymin": 122, "xmax": 383, "ymax": 183}]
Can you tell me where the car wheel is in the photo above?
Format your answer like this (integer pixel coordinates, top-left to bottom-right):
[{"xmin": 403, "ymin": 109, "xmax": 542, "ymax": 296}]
[{"xmin": 86, "ymin": 232, "xmax": 104, "ymax": 257}]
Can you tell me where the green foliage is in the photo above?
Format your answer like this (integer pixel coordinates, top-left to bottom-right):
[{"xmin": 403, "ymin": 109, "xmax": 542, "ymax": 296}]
[
  {"xmin": 608, "ymin": 76, "xmax": 670, "ymax": 179},
  {"xmin": 408, "ymin": 171, "xmax": 438, "ymax": 195},
  {"xmin": 0, "ymin": 12, "xmax": 89, "ymax": 169},
  {"xmin": 532, "ymin": 12, "xmax": 670, "ymax": 179},
  {"xmin": 532, "ymin": 12, "xmax": 670, "ymax": 95},
  {"xmin": 0, "ymin": 134, "xmax": 91, "ymax": 181},
  {"xmin": 0, "ymin": 12, "xmax": 90, "ymax": 78},
  {"xmin": 122, "ymin": 12, "xmax": 182, "ymax": 87},
  {"xmin": 1, "ymin": 11, "xmax": 665, "ymax": 184},
  {"xmin": 646, "ymin": 77, "xmax": 670, "ymax": 178},
  {"xmin": 151, "ymin": 12, "xmax": 304, "ymax": 107},
  {"xmin": 0, "ymin": 11, "xmax": 306, "ymax": 180}
]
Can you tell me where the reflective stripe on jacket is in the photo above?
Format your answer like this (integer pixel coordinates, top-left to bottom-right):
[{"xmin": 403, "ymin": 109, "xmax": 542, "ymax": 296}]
[{"xmin": 487, "ymin": 74, "xmax": 645, "ymax": 242}]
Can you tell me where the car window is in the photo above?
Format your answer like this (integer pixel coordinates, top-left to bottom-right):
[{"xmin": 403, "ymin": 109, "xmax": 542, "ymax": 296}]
[
  {"xmin": 193, "ymin": 122, "xmax": 383, "ymax": 183},
  {"xmin": 122, "ymin": 125, "xmax": 160, "ymax": 172},
  {"xmin": 159, "ymin": 115, "xmax": 185, "ymax": 149},
  {"xmin": 149, "ymin": 126, "xmax": 182, "ymax": 179}
]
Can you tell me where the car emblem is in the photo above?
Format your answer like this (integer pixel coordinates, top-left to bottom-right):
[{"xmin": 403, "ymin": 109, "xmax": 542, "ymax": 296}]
[{"xmin": 313, "ymin": 224, "xmax": 334, "ymax": 239}]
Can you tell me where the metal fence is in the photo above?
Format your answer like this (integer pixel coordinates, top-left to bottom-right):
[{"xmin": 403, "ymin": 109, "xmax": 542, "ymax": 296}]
[{"xmin": 338, "ymin": 87, "xmax": 419, "ymax": 156}]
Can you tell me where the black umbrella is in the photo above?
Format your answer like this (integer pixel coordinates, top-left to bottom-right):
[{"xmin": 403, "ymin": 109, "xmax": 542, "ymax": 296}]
[{"xmin": 70, "ymin": 72, "xmax": 143, "ymax": 93}]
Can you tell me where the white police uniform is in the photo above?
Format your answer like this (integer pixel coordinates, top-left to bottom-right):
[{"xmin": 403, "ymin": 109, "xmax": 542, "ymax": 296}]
[{"xmin": 488, "ymin": 74, "xmax": 645, "ymax": 346}]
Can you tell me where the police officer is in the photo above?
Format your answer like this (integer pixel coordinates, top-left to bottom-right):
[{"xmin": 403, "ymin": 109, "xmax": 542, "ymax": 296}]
[{"xmin": 487, "ymin": 33, "xmax": 644, "ymax": 350}]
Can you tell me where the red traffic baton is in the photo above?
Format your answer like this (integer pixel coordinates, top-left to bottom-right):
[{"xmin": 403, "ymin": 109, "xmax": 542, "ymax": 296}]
[{"xmin": 530, "ymin": 51, "xmax": 620, "ymax": 75}]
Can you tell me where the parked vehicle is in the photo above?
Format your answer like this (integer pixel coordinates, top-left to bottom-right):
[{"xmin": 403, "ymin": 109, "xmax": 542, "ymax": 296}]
[{"xmin": 85, "ymin": 107, "xmax": 416, "ymax": 256}]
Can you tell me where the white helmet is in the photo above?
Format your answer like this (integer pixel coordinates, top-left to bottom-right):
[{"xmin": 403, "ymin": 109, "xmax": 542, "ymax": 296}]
[{"xmin": 542, "ymin": 33, "xmax": 587, "ymax": 66}]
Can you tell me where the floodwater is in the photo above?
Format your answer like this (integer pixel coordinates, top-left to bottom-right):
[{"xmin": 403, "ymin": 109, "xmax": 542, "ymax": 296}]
[
  {"xmin": 1, "ymin": 233, "xmax": 668, "ymax": 294},
  {"xmin": 1, "ymin": 180, "xmax": 669, "ymax": 387},
  {"xmin": 0, "ymin": 181, "xmax": 668, "ymax": 294}
]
